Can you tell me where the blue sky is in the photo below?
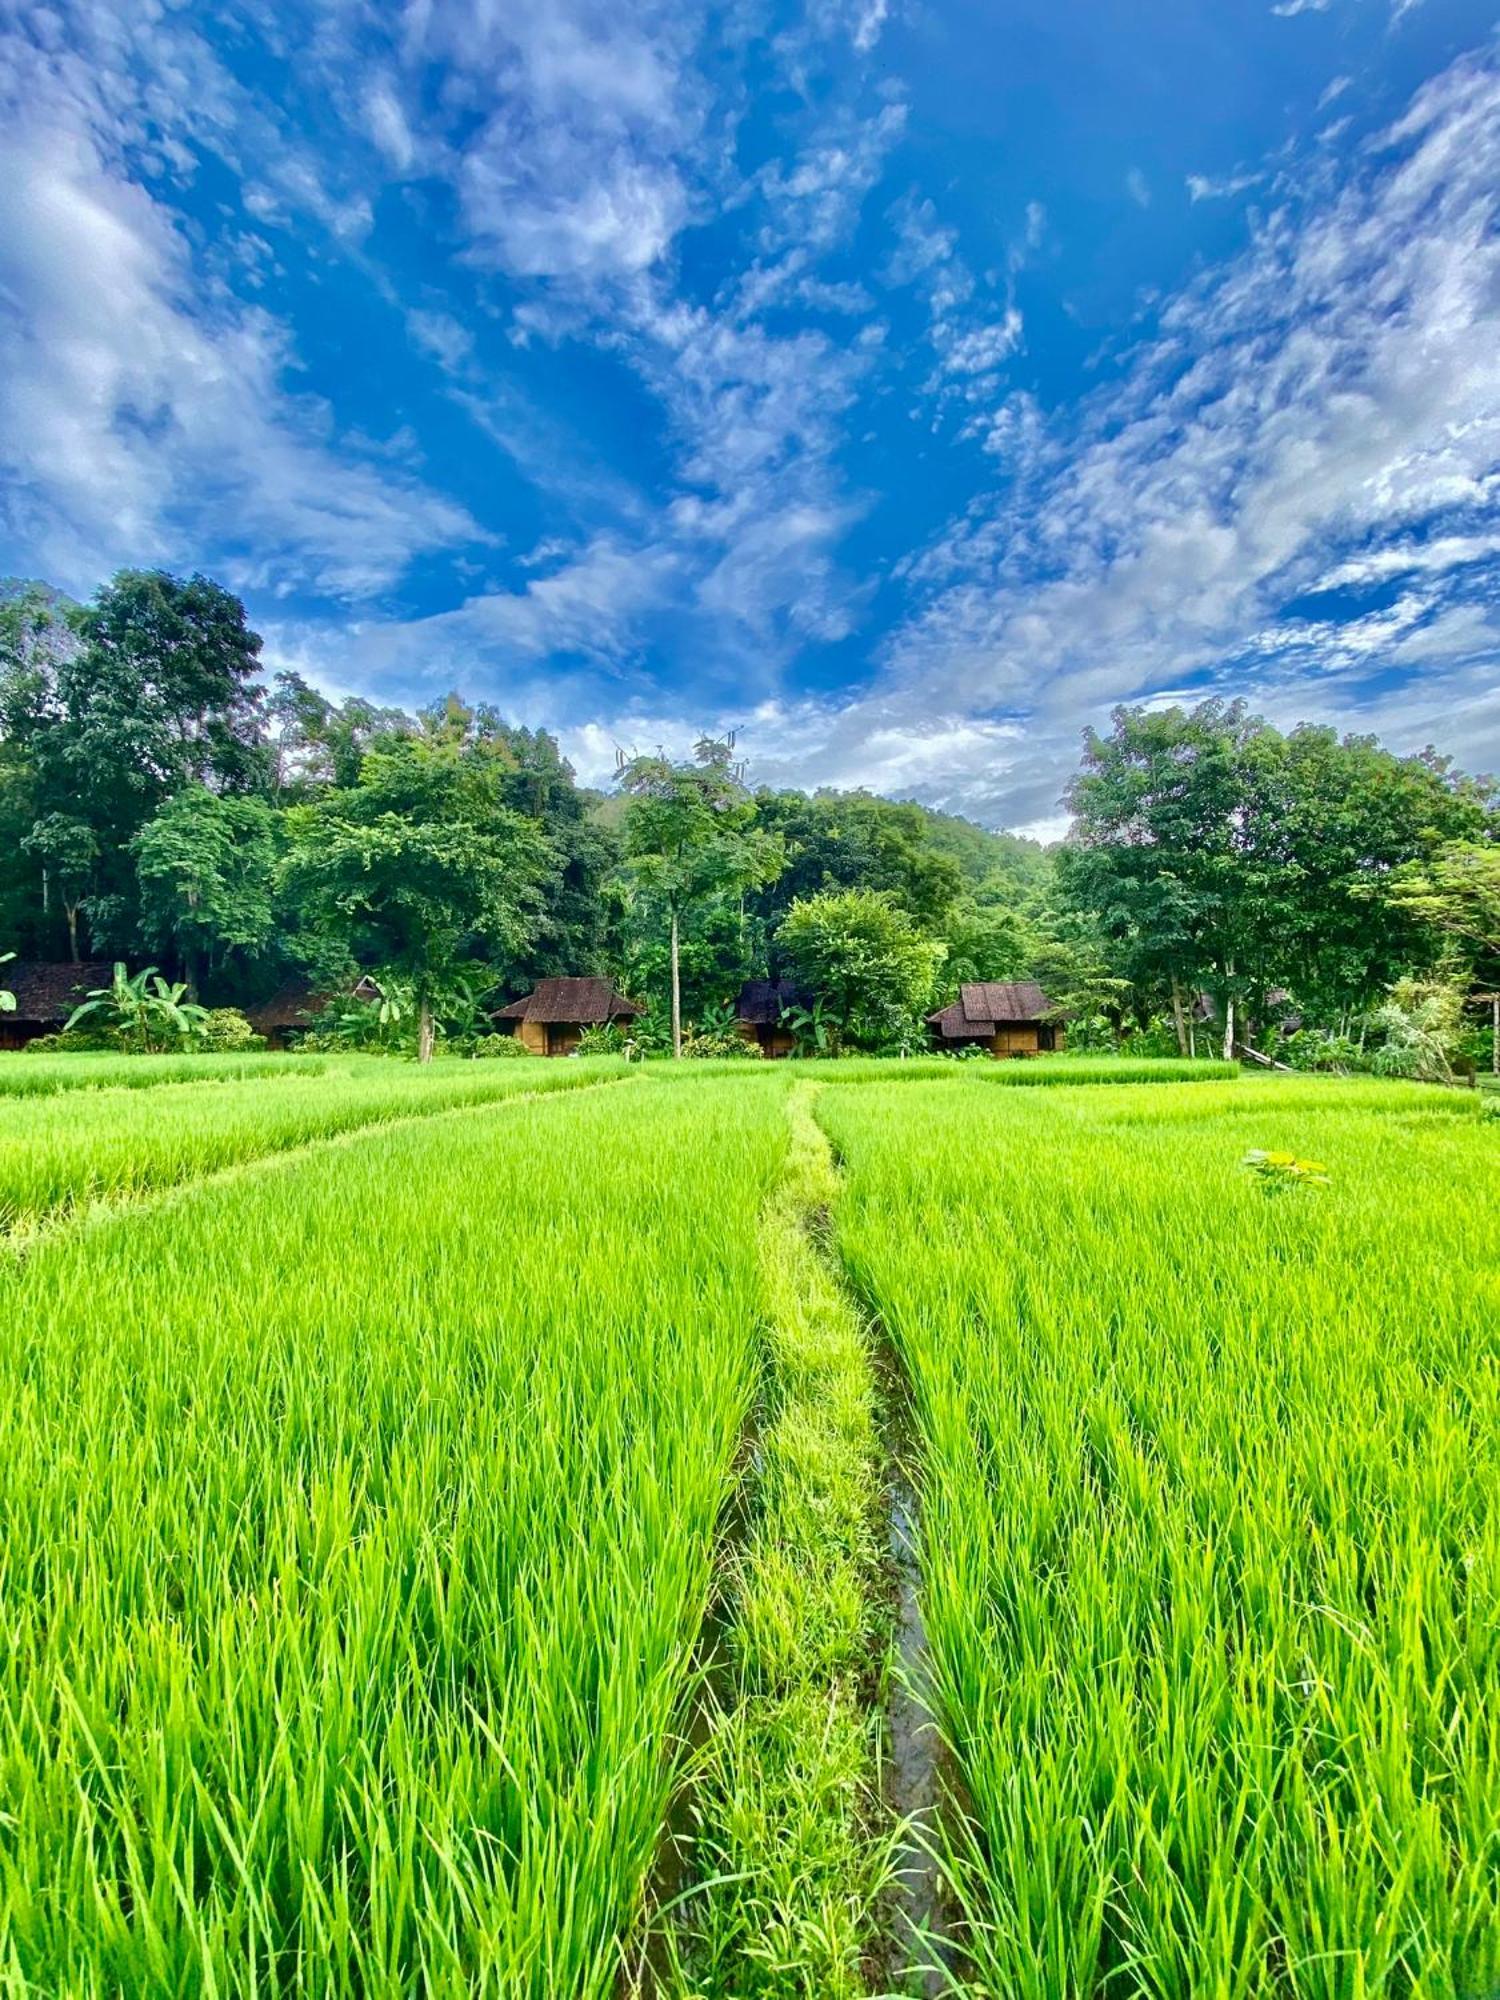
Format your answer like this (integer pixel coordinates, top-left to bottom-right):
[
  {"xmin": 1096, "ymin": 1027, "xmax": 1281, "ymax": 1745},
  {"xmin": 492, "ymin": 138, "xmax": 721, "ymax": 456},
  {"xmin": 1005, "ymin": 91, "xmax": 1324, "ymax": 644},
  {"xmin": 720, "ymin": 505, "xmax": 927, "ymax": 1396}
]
[{"xmin": 1, "ymin": 0, "xmax": 1497, "ymax": 832}]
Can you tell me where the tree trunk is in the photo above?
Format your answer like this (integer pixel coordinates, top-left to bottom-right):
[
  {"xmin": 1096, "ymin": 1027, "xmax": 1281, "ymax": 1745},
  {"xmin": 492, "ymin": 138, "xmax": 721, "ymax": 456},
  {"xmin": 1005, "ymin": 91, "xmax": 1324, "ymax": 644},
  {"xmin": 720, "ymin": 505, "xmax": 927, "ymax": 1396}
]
[
  {"xmin": 1493, "ymin": 993, "xmax": 1498, "ymax": 1077},
  {"xmin": 182, "ymin": 946, "xmax": 200, "ymax": 1001},
  {"xmin": 1222, "ymin": 960, "xmax": 1236, "ymax": 1063},
  {"xmin": 1170, "ymin": 977, "xmax": 1189, "ymax": 1058},
  {"xmin": 418, "ymin": 992, "xmax": 435, "ymax": 1065},
  {"xmin": 65, "ymin": 901, "xmax": 80, "ymax": 965},
  {"xmin": 670, "ymin": 908, "xmax": 682, "ymax": 1059}
]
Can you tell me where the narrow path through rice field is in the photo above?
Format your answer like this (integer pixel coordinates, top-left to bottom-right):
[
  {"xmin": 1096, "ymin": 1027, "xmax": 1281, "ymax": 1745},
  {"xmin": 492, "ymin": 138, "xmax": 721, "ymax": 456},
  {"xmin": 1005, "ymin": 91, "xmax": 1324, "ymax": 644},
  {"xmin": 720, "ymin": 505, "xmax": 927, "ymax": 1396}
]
[{"xmin": 637, "ymin": 1082, "xmax": 898, "ymax": 1998}]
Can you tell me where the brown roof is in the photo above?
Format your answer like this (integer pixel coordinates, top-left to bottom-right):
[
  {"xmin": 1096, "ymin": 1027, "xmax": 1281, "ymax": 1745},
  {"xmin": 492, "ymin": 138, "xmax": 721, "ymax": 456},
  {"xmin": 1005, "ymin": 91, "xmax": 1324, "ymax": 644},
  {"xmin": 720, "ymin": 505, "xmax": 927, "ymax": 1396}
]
[
  {"xmin": 245, "ymin": 975, "xmax": 380, "ymax": 1031},
  {"xmin": 734, "ymin": 978, "xmax": 809, "ymax": 1025},
  {"xmin": 3, "ymin": 961, "xmax": 114, "ymax": 1023},
  {"xmin": 927, "ymin": 980, "xmax": 1057, "ymax": 1037},
  {"xmin": 496, "ymin": 976, "xmax": 642, "ymax": 1024}
]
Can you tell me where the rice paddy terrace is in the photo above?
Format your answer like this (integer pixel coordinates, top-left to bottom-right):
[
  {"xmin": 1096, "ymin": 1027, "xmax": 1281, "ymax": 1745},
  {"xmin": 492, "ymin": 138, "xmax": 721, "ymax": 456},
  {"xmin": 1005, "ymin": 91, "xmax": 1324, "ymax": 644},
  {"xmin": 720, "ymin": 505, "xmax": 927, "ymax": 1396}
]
[{"xmin": 0, "ymin": 1054, "xmax": 1495, "ymax": 1997}]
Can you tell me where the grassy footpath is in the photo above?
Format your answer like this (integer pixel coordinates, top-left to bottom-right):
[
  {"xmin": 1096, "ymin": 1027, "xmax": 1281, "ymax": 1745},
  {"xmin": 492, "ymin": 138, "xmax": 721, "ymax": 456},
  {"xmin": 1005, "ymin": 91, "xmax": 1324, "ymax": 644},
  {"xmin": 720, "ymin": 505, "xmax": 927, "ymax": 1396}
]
[
  {"xmin": 0, "ymin": 1056, "xmax": 625, "ymax": 1234},
  {"xmin": 819, "ymin": 1075, "xmax": 1499, "ymax": 1998},
  {"xmin": 0, "ymin": 1079, "xmax": 784, "ymax": 1995},
  {"xmin": 649, "ymin": 1083, "xmax": 894, "ymax": 1999}
]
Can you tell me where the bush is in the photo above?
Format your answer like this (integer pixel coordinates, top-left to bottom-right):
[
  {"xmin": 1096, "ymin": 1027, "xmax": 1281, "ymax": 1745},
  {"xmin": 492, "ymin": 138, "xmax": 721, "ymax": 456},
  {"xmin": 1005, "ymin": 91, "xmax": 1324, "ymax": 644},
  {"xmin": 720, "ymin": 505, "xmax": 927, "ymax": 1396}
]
[
  {"xmin": 1280, "ymin": 1029, "xmax": 1366, "ymax": 1074},
  {"xmin": 25, "ymin": 1027, "xmax": 125, "ymax": 1054},
  {"xmin": 681, "ymin": 1027, "xmax": 762, "ymax": 1059},
  {"xmin": 196, "ymin": 1008, "xmax": 264, "ymax": 1052},
  {"xmin": 470, "ymin": 1033, "xmax": 530, "ymax": 1059},
  {"xmin": 575, "ymin": 1023, "xmax": 627, "ymax": 1057}
]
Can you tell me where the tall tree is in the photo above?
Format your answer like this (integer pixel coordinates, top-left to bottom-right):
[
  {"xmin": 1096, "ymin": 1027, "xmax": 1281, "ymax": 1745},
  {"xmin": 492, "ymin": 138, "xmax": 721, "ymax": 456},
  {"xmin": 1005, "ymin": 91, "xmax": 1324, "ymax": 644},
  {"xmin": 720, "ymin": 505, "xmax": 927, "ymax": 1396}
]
[
  {"xmin": 1062, "ymin": 702, "xmax": 1276, "ymax": 1056},
  {"xmin": 617, "ymin": 738, "xmax": 781, "ymax": 1057},
  {"xmin": 135, "ymin": 788, "xmax": 282, "ymax": 995},
  {"xmin": 283, "ymin": 733, "xmax": 547, "ymax": 1061},
  {"xmin": 20, "ymin": 814, "xmax": 97, "ymax": 963},
  {"xmin": 2, "ymin": 571, "xmax": 268, "ymax": 956}
]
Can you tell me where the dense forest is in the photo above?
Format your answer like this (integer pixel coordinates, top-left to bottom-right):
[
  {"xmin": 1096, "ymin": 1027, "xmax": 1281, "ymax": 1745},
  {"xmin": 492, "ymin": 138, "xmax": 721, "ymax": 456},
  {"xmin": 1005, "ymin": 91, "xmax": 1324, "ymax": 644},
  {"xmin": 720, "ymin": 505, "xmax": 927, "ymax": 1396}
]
[{"xmin": 3, "ymin": 569, "xmax": 1497, "ymax": 1071}]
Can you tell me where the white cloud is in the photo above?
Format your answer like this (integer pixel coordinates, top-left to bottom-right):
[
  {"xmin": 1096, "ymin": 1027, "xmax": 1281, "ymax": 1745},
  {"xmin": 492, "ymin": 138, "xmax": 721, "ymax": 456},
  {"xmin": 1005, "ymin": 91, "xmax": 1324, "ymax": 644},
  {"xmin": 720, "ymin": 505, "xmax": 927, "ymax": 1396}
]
[
  {"xmin": 1125, "ymin": 165, "xmax": 1151, "ymax": 208},
  {"xmin": 706, "ymin": 50, "xmax": 1500, "ymax": 825},
  {"xmin": 362, "ymin": 79, "xmax": 417, "ymax": 174},
  {"xmin": 1271, "ymin": 0, "xmax": 1332, "ymax": 16},
  {"xmin": 1187, "ymin": 170, "xmax": 1264, "ymax": 202},
  {"xmin": 0, "ymin": 64, "xmax": 480, "ymax": 600}
]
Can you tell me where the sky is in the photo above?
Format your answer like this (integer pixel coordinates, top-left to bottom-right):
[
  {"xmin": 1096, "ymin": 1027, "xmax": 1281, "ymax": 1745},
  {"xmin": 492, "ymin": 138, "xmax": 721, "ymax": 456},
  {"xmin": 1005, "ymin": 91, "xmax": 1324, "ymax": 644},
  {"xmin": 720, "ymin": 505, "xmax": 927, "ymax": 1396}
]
[{"xmin": 1, "ymin": 0, "xmax": 1498, "ymax": 835}]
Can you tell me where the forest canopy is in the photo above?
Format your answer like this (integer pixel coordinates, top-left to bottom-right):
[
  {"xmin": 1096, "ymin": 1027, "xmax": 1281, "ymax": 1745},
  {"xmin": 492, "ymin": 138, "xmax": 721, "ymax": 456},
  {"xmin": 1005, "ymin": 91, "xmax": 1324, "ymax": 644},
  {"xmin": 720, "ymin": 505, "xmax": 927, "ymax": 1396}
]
[{"xmin": 3, "ymin": 570, "xmax": 1496, "ymax": 1069}]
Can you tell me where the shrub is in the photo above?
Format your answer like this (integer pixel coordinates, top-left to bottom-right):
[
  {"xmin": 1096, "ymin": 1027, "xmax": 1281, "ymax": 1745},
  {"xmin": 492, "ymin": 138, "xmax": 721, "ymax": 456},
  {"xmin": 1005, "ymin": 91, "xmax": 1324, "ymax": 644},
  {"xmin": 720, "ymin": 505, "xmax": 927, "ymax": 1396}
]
[
  {"xmin": 470, "ymin": 1033, "xmax": 529, "ymax": 1059},
  {"xmin": 25, "ymin": 1027, "xmax": 125, "ymax": 1054},
  {"xmin": 682, "ymin": 1032, "xmax": 762, "ymax": 1059},
  {"xmin": 196, "ymin": 1008, "xmax": 264, "ymax": 1052},
  {"xmin": 1280, "ymin": 1028, "xmax": 1366, "ymax": 1074},
  {"xmin": 576, "ymin": 1023, "xmax": 628, "ymax": 1057}
]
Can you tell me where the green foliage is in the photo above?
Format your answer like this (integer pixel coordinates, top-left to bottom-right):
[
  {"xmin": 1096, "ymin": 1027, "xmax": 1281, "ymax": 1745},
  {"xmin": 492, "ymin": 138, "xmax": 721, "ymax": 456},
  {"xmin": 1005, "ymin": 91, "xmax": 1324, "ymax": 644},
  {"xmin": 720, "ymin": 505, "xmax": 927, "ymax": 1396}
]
[
  {"xmin": 574, "ymin": 1021, "xmax": 629, "ymax": 1057},
  {"xmin": 1367, "ymin": 974, "xmax": 1466, "ymax": 1082},
  {"xmin": 64, "ymin": 962, "xmax": 210, "ymax": 1053},
  {"xmin": 196, "ymin": 1007, "xmax": 264, "ymax": 1052},
  {"xmin": 0, "ymin": 950, "xmax": 13, "ymax": 1015},
  {"xmin": 135, "ymin": 788, "xmax": 281, "ymax": 983},
  {"xmin": 1061, "ymin": 699, "xmax": 1494, "ymax": 1040},
  {"xmin": 284, "ymin": 733, "xmax": 548, "ymax": 1060},
  {"xmin": 469, "ymin": 1031, "xmax": 531, "ymax": 1058},
  {"xmin": 776, "ymin": 889, "xmax": 940, "ymax": 1052},
  {"xmin": 617, "ymin": 736, "xmax": 782, "ymax": 1056},
  {"xmin": 680, "ymin": 1007, "xmax": 762, "ymax": 1059}
]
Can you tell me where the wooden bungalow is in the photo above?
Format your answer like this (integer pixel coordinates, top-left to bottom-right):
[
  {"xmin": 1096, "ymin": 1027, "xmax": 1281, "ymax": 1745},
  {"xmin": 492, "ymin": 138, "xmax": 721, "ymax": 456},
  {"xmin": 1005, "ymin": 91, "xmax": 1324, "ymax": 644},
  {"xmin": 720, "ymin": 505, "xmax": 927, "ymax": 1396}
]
[
  {"xmin": 496, "ymin": 976, "xmax": 642, "ymax": 1056},
  {"xmin": 0, "ymin": 961, "xmax": 113, "ymax": 1050},
  {"xmin": 244, "ymin": 975, "xmax": 383, "ymax": 1050},
  {"xmin": 733, "ymin": 979, "xmax": 808, "ymax": 1059},
  {"xmin": 926, "ymin": 980, "xmax": 1064, "ymax": 1057}
]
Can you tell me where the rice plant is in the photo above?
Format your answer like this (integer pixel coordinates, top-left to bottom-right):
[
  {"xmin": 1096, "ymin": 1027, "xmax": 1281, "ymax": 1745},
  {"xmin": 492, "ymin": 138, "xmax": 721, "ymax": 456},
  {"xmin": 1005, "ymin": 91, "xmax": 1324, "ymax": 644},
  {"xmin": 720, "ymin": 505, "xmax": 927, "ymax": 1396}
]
[
  {"xmin": 819, "ymin": 1075, "xmax": 1499, "ymax": 1997},
  {"xmin": 0, "ymin": 1056, "xmax": 625, "ymax": 1233},
  {"xmin": 0, "ymin": 1050, "xmax": 332, "ymax": 1097},
  {"xmin": 0, "ymin": 1077, "xmax": 785, "ymax": 1995}
]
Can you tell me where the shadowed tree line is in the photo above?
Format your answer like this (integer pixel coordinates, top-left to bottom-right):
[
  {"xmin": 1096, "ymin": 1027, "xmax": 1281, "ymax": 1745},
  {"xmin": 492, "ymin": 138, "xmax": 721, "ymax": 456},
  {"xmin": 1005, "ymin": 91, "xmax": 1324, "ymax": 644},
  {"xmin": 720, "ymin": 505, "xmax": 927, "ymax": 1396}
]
[{"xmin": 2, "ymin": 572, "xmax": 1495, "ymax": 1068}]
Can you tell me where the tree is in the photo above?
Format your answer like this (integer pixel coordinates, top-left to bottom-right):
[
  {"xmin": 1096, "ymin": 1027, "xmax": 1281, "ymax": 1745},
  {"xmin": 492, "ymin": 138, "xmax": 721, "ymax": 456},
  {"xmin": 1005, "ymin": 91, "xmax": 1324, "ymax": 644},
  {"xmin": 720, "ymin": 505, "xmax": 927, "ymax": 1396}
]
[
  {"xmin": 617, "ymin": 738, "xmax": 781, "ymax": 1057},
  {"xmin": 134, "ymin": 788, "xmax": 281, "ymax": 994},
  {"xmin": 1385, "ymin": 841, "xmax": 1500, "ymax": 964},
  {"xmin": 21, "ymin": 813, "xmax": 97, "ymax": 963},
  {"xmin": 1256, "ymin": 729, "xmax": 1491, "ymax": 1017},
  {"xmin": 283, "ymin": 734, "xmax": 547, "ymax": 1061},
  {"xmin": 776, "ymin": 889, "xmax": 940, "ymax": 1052},
  {"xmin": 1062, "ymin": 701, "xmax": 1278, "ymax": 1058},
  {"xmin": 1, "ymin": 572, "xmax": 268, "ymax": 957},
  {"xmin": 750, "ymin": 789, "xmax": 966, "ymax": 937}
]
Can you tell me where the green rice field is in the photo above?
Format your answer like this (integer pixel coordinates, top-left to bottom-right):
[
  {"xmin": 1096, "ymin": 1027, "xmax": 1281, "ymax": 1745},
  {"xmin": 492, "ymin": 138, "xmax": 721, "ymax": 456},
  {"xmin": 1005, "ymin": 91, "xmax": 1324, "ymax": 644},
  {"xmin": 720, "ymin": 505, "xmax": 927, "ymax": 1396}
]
[{"xmin": 1, "ymin": 1056, "xmax": 1494, "ymax": 1996}]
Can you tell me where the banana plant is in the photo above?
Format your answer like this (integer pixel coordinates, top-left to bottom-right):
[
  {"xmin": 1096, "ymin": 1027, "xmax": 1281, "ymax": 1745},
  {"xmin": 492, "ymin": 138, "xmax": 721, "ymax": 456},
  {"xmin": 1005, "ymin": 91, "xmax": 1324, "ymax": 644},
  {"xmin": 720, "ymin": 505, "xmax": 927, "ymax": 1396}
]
[
  {"xmin": 782, "ymin": 996, "xmax": 839, "ymax": 1058},
  {"xmin": 64, "ymin": 963, "xmax": 210, "ymax": 1053}
]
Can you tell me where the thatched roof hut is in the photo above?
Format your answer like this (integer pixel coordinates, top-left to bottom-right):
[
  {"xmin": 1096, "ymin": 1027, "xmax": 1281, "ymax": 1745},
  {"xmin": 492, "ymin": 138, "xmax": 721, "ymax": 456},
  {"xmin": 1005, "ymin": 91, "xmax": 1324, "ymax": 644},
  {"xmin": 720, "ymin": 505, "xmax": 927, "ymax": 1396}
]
[
  {"xmin": 0, "ymin": 961, "xmax": 113, "ymax": 1049},
  {"xmin": 244, "ymin": 975, "xmax": 382, "ymax": 1048},
  {"xmin": 733, "ymin": 979, "xmax": 808, "ymax": 1058},
  {"xmin": 496, "ymin": 977, "xmax": 642, "ymax": 1055},
  {"xmin": 926, "ymin": 980, "xmax": 1063, "ymax": 1057}
]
